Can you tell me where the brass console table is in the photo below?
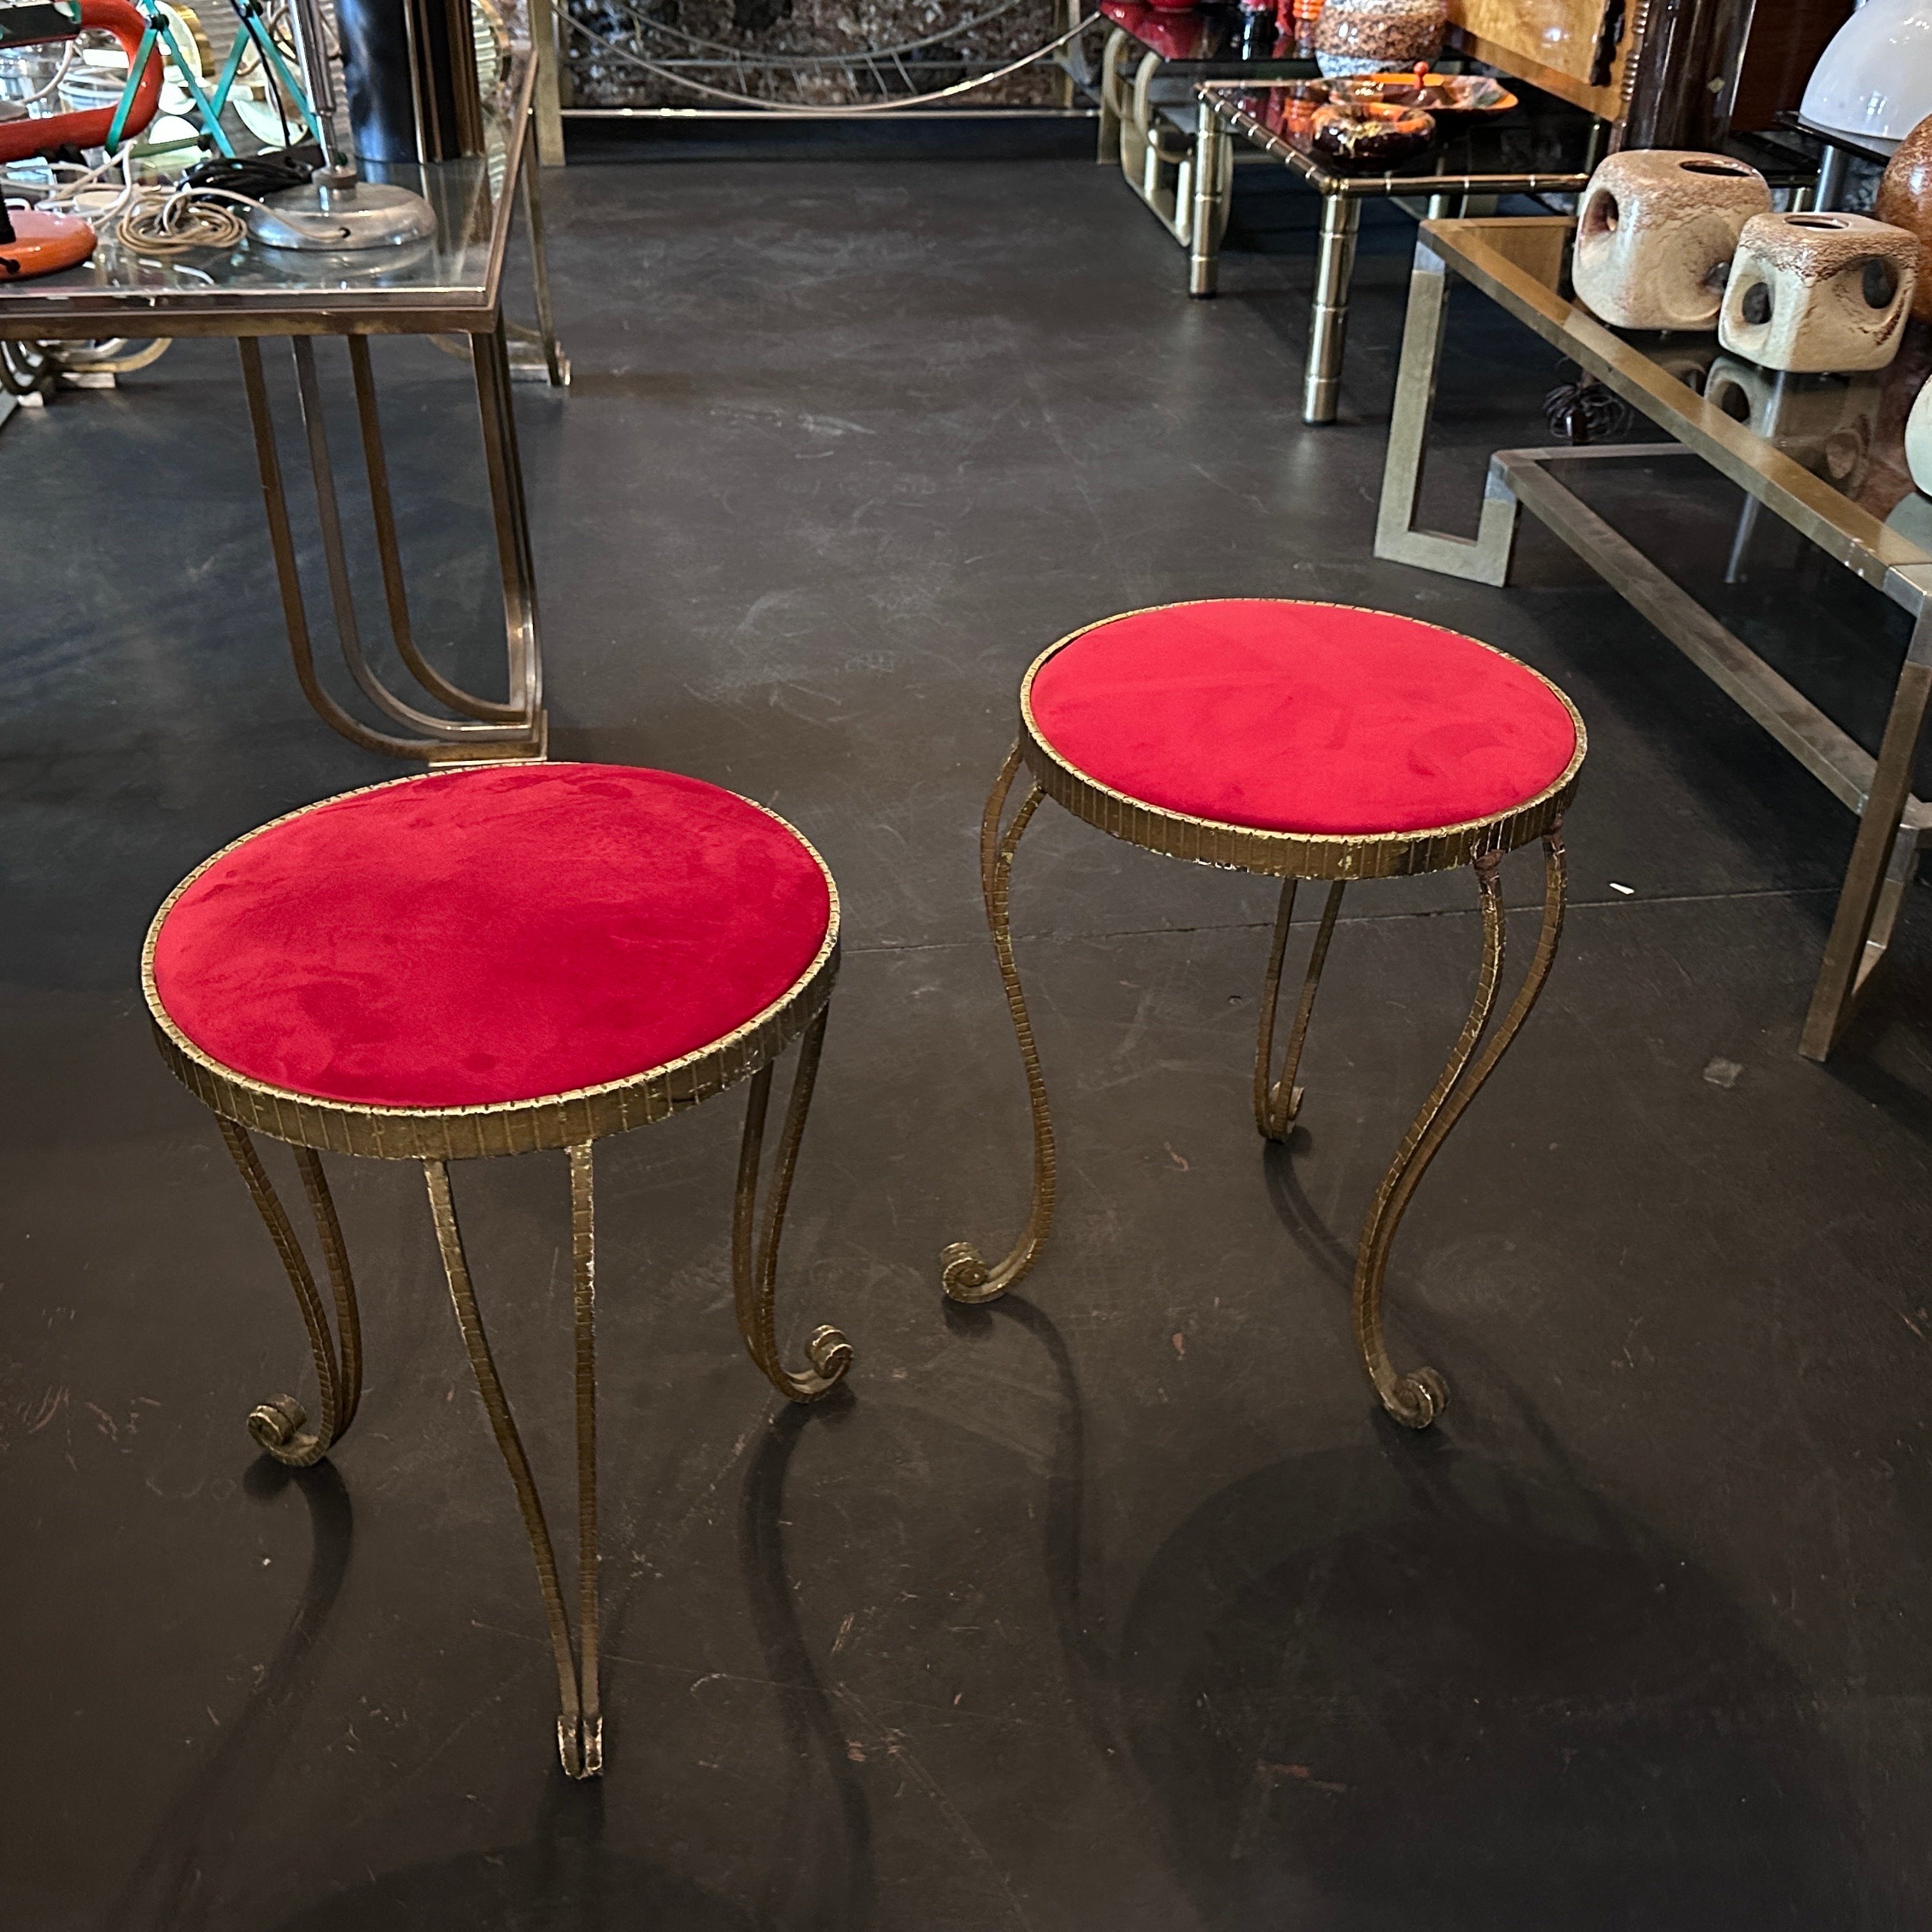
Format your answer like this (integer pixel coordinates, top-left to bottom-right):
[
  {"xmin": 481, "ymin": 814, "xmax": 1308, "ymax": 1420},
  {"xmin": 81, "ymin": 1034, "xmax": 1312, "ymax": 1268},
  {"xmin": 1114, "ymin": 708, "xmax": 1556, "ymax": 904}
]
[
  {"xmin": 1376, "ymin": 216, "xmax": 1932, "ymax": 1060},
  {"xmin": 0, "ymin": 46, "xmax": 563, "ymax": 763}
]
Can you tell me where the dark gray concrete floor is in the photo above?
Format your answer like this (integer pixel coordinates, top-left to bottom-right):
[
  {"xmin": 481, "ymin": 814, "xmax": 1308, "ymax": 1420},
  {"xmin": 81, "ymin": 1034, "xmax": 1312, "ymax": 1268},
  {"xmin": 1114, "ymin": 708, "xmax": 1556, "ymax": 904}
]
[{"xmin": 4, "ymin": 132, "xmax": 1932, "ymax": 1930}]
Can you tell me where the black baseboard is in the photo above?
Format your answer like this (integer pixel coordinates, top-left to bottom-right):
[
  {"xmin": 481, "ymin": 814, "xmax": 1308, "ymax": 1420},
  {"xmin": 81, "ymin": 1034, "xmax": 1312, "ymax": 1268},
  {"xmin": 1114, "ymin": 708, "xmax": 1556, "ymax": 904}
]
[{"xmin": 561, "ymin": 108, "xmax": 1100, "ymax": 164}]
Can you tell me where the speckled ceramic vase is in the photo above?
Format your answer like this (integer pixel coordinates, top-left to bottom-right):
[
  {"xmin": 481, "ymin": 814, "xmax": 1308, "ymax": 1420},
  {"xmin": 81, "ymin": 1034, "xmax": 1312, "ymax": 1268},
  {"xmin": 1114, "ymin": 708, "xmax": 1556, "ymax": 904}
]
[
  {"xmin": 1313, "ymin": 0, "xmax": 1446, "ymax": 78},
  {"xmin": 1719, "ymin": 213, "xmax": 1919, "ymax": 374},
  {"xmin": 1905, "ymin": 372, "xmax": 1932, "ymax": 494},
  {"xmin": 1876, "ymin": 115, "xmax": 1932, "ymax": 321},
  {"xmin": 1570, "ymin": 150, "xmax": 1771, "ymax": 332}
]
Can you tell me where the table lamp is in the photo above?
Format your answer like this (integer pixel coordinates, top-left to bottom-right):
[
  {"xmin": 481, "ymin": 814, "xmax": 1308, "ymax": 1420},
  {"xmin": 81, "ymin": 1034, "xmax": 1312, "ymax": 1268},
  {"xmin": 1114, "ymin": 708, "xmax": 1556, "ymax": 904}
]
[{"xmin": 243, "ymin": 0, "xmax": 434, "ymax": 249}]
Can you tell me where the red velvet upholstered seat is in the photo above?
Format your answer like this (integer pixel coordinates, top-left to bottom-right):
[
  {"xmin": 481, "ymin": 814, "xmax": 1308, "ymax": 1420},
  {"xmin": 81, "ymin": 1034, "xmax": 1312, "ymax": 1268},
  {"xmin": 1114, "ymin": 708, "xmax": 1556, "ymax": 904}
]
[
  {"xmin": 1027, "ymin": 601, "xmax": 1579, "ymax": 836},
  {"xmin": 149, "ymin": 763, "xmax": 834, "ymax": 1111}
]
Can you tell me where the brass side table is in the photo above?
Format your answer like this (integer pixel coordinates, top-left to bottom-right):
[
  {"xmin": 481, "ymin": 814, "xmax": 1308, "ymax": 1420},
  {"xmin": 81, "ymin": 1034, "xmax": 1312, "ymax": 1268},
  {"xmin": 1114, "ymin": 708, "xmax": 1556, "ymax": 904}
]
[
  {"xmin": 946, "ymin": 598, "xmax": 1584, "ymax": 1427},
  {"xmin": 144, "ymin": 762, "xmax": 854, "ymax": 1777}
]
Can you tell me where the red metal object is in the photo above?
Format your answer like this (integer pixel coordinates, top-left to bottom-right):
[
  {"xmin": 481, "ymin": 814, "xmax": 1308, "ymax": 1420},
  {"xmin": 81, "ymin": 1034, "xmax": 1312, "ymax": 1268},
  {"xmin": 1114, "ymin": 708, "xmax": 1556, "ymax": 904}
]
[
  {"xmin": 0, "ymin": 206, "xmax": 98, "ymax": 279},
  {"xmin": 0, "ymin": 0, "xmax": 164, "ymax": 164}
]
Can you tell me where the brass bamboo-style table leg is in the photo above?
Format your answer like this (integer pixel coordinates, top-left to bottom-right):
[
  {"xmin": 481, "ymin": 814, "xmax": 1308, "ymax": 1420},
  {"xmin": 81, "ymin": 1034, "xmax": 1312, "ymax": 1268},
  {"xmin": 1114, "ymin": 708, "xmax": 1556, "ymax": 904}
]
[
  {"xmin": 1255, "ymin": 878, "xmax": 1347, "ymax": 1141},
  {"xmin": 1353, "ymin": 829, "xmax": 1567, "ymax": 1427},
  {"xmin": 218, "ymin": 1119, "xmax": 363, "ymax": 1468},
  {"xmin": 942, "ymin": 742, "xmax": 1057, "ymax": 1305}
]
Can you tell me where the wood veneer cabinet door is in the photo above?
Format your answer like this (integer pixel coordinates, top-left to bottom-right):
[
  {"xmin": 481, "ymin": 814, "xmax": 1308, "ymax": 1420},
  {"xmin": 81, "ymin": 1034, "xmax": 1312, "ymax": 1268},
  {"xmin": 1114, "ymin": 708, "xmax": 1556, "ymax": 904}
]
[{"xmin": 1446, "ymin": 0, "xmax": 1632, "ymax": 119}]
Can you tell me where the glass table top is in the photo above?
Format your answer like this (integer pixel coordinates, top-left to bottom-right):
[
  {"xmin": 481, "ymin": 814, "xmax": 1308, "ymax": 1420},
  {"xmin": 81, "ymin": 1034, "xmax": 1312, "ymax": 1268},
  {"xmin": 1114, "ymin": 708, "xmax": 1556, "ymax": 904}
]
[
  {"xmin": 1200, "ymin": 77, "xmax": 1598, "ymax": 192},
  {"xmin": 1421, "ymin": 217, "xmax": 1932, "ymax": 586},
  {"xmin": 1097, "ymin": 1, "xmax": 1317, "ymax": 75},
  {"xmin": 0, "ymin": 46, "xmax": 533, "ymax": 335}
]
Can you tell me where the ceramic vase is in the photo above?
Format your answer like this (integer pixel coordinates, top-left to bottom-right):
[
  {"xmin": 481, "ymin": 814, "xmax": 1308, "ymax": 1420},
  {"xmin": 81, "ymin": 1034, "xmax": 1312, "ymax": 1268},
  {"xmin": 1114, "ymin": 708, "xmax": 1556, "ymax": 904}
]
[
  {"xmin": 1719, "ymin": 212, "xmax": 1919, "ymax": 373},
  {"xmin": 1570, "ymin": 150, "xmax": 1771, "ymax": 332},
  {"xmin": 1877, "ymin": 114, "xmax": 1932, "ymax": 321},
  {"xmin": 1703, "ymin": 355, "xmax": 1880, "ymax": 491},
  {"xmin": 1313, "ymin": 0, "xmax": 1445, "ymax": 79},
  {"xmin": 1906, "ymin": 372, "xmax": 1932, "ymax": 494}
]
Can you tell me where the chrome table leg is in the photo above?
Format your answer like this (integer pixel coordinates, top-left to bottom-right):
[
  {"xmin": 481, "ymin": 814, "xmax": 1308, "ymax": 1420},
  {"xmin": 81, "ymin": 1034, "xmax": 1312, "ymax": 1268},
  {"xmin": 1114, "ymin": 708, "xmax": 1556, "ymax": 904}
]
[
  {"xmin": 1303, "ymin": 192, "xmax": 1361, "ymax": 424},
  {"xmin": 1189, "ymin": 95, "xmax": 1230, "ymax": 298}
]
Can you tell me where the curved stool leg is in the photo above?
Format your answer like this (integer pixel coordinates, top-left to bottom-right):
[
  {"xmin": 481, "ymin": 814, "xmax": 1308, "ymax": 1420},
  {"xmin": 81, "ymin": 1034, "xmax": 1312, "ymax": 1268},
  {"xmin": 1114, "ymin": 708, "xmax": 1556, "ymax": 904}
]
[
  {"xmin": 1352, "ymin": 827, "xmax": 1568, "ymax": 1429},
  {"xmin": 734, "ymin": 1008, "xmax": 854, "ymax": 1403},
  {"xmin": 426, "ymin": 1150, "xmax": 603, "ymax": 1779},
  {"xmin": 1255, "ymin": 878, "xmax": 1347, "ymax": 1141},
  {"xmin": 942, "ymin": 741, "xmax": 1057, "ymax": 1304},
  {"xmin": 218, "ymin": 1120, "xmax": 364, "ymax": 1468}
]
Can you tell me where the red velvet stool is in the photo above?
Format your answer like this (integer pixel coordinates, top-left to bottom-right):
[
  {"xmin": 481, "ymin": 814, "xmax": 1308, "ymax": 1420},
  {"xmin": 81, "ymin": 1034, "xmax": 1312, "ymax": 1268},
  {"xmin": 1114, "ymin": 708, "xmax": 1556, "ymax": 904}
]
[
  {"xmin": 142, "ymin": 762, "xmax": 852, "ymax": 1777},
  {"xmin": 944, "ymin": 599, "xmax": 1584, "ymax": 1427}
]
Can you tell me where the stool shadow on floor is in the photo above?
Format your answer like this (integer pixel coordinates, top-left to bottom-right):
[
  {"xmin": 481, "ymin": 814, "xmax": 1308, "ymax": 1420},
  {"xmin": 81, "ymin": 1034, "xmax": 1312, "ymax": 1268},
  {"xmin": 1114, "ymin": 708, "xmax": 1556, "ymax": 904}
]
[
  {"xmin": 106, "ymin": 1462, "xmax": 353, "ymax": 1932},
  {"xmin": 263, "ymin": 1793, "xmax": 758, "ymax": 1932},
  {"xmin": 1119, "ymin": 1429, "xmax": 1874, "ymax": 1931},
  {"xmin": 739, "ymin": 1396, "xmax": 876, "ymax": 1931},
  {"xmin": 942, "ymin": 1296, "xmax": 1155, "ymax": 1818}
]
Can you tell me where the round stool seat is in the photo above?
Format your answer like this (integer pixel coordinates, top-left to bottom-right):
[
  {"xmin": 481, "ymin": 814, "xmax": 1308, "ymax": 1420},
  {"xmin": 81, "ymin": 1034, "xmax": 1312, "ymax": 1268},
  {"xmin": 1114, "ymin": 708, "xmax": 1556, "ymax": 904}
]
[
  {"xmin": 146, "ymin": 763, "xmax": 836, "ymax": 1121},
  {"xmin": 1025, "ymin": 600, "xmax": 1580, "ymax": 840}
]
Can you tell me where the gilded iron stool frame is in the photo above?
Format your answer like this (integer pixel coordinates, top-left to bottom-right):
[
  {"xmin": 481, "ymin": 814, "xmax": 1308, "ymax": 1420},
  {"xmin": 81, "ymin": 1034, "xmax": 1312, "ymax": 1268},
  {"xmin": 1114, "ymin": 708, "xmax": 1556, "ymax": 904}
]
[
  {"xmin": 142, "ymin": 772, "xmax": 852, "ymax": 1779},
  {"xmin": 942, "ymin": 602, "xmax": 1584, "ymax": 1428}
]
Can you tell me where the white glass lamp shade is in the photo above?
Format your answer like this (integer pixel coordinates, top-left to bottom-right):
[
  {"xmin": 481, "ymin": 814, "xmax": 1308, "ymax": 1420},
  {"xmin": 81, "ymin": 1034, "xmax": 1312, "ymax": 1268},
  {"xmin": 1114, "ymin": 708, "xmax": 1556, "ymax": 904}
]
[{"xmin": 1802, "ymin": 0, "xmax": 1932, "ymax": 153}]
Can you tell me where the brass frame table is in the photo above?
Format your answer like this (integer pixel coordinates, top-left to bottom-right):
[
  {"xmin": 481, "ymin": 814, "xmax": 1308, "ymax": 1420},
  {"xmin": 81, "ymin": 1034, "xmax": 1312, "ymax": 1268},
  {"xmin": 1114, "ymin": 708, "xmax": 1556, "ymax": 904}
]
[
  {"xmin": 1376, "ymin": 215, "xmax": 1932, "ymax": 1061},
  {"xmin": 0, "ymin": 45, "xmax": 564, "ymax": 763},
  {"xmin": 1196, "ymin": 80, "xmax": 1596, "ymax": 422}
]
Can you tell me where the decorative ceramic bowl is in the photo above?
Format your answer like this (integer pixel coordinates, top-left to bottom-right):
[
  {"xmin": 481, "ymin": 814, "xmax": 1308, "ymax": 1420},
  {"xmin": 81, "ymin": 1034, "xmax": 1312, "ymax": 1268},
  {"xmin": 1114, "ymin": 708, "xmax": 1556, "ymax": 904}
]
[
  {"xmin": 1307, "ymin": 98, "xmax": 1436, "ymax": 165},
  {"xmin": 1330, "ymin": 70, "xmax": 1515, "ymax": 113}
]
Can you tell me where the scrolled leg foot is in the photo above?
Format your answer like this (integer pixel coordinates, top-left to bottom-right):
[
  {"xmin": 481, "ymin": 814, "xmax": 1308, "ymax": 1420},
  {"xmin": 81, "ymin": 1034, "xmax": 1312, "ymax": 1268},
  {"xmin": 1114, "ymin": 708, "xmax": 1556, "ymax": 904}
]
[
  {"xmin": 1255, "ymin": 878, "xmax": 1346, "ymax": 1142},
  {"xmin": 942, "ymin": 742, "xmax": 1057, "ymax": 1303},
  {"xmin": 735, "ymin": 1009, "xmax": 855, "ymax": 1404},
  {"xmin": 218, "ymin": 1123, "xmax": 364, "ymax": 1468},
  {"xmin": 940, "ymin": 1240, "xmax": 1000, "ymax": 1303},
  {"xmin": 247, "ymin": 1394, "xmax": 314, "ymax": 1460},
  {"xmin": 1350, "ymin": 833, "xmax": 1567, "ymax": 1429},
  {"xmin": 1384, "ymin": 1366, "xmax": 1448, "ymax": 1431}
]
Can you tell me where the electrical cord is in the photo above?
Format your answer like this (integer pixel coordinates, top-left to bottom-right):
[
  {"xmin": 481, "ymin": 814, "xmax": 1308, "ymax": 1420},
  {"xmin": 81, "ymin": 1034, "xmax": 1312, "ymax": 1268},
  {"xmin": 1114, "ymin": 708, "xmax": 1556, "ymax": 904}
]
[
  {"xmin": 29, "ymin": 142, "xmax": 351, "ymax": 254},
  {"xmin": 567, "ymin": 10, "xmax": 1098, "ymax": 111},
  {"xmin": 183, "ymin": 143, "xmax": 322, "ymax": 197},
  {"xmin": 12, "ymin": 41, "xmax": 77, "ymax": 103}
]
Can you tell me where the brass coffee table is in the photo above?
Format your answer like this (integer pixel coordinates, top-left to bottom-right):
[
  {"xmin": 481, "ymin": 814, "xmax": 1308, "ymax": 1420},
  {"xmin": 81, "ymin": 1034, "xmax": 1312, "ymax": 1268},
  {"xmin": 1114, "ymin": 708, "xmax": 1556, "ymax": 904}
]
[{"xmin": 1376, "ymin": 215, "xmax": 1932, "ymax": 1060}]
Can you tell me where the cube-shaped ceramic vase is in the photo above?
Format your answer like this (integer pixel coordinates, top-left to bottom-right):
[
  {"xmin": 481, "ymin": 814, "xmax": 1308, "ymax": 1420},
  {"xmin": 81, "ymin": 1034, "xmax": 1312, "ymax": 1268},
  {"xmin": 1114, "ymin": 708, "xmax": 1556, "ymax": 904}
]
[
  {"xmin": 1703, "ymin": 355, "xmax": 1880, "ymax": 491},
  {"xmin": 1719, "ymin": 213, "xmax": 1918, "ymax": 373},
  {"xmin": 1571, "ymin": 151, "xmax": 1772, "ymax": 332}
]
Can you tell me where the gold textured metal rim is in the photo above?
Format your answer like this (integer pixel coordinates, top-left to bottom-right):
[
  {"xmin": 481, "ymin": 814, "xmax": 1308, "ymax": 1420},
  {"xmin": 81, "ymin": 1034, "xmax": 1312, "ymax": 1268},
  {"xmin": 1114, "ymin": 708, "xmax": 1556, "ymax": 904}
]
[
  {"xmin": 1017, "ymin": 599, "xmax": 1586, "ymax": 880},
  {"xmin": 141, "ymin": 766, "xmax": 842, "ymax": 1161}
]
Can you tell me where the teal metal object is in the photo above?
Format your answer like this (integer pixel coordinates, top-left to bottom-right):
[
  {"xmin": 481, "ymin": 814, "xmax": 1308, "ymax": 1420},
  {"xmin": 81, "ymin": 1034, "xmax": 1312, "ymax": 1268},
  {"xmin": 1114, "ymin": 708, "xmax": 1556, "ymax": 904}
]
[{"xmin": 100, "ymin": 0, "xmax": 324, "ymax": 160}]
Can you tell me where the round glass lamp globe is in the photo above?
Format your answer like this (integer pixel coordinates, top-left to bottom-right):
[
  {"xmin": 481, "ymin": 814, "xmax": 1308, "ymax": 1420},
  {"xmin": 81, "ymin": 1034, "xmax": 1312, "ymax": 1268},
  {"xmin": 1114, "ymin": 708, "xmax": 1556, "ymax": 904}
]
[{"xmin": 1802, "ymin": 0, "xmax": 1932, "ymax": 152}]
